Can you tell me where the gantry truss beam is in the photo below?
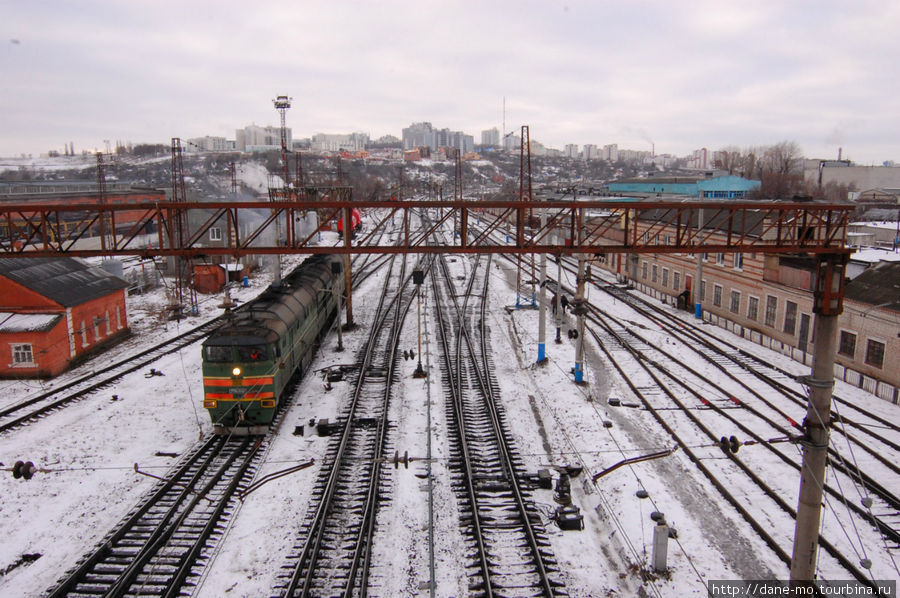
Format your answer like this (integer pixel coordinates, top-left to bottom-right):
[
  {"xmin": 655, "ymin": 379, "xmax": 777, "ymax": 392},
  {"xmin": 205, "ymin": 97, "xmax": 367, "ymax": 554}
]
[{"xmin": 0, "ymin": 197, "xmax": 853, "ymax": 259}]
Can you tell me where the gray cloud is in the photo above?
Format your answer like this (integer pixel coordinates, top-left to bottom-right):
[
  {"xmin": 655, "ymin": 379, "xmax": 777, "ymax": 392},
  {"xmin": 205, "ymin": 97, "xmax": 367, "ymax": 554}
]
[{"xmin": 1, "ymin": 0, "xmax": 897, "ymax": 163}]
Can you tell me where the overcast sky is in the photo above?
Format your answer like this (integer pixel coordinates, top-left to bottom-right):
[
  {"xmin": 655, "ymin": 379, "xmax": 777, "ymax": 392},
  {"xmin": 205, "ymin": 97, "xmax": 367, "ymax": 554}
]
[{"xmin": 2, "ymin": 1, "xmax": 898, "ymax": 164}]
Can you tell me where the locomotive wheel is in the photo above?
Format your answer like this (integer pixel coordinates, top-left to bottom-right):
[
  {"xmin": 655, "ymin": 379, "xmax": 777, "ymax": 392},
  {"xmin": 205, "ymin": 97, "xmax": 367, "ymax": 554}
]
[{"xmin": 13, "ymin": 460, "xmax": 24, "ymax": 479}]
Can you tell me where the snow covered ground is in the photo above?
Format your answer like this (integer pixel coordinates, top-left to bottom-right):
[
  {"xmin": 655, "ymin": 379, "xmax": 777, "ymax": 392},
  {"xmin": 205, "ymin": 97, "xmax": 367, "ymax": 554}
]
[{"xmin": 0, "ymin": 232, "xmax": 897, "ymax": 597}]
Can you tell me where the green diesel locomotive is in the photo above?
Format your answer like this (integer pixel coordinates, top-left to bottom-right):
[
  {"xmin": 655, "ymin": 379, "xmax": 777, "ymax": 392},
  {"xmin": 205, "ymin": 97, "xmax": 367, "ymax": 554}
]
[{"xmin": 201, "ymin": 255, "xmax": 344, "ymax": 434}]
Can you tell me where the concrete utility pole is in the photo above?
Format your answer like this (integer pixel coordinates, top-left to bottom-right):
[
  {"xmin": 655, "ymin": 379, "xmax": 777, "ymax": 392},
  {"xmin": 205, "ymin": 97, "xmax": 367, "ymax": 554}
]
[
  {"xmin": 694, "ymin": 207, "xmax": 704, "ymax": 319},
  {"xmin": 572, "ymin": 210, "xmax": 587, "ymax": 383},
  {"xmin": 537, "ymin": 207, "xmax": 547, "ymax": 362},
  {"xmin": 790, "ymin": 253, "xmax": 848, "ymax": 586}
]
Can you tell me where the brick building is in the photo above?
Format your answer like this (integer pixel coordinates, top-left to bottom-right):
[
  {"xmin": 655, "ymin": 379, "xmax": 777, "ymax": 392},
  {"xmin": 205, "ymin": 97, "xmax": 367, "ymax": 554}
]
[{"xmin": 0, "ymin": 258, "xmax": 130, "ymax": 377}]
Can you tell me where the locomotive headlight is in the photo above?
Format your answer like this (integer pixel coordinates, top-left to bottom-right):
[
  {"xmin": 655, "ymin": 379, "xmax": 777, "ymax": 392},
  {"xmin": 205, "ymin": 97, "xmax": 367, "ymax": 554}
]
[{"xmin": 232, "ymin": 367, "xmax": 242, "ymax": 377}]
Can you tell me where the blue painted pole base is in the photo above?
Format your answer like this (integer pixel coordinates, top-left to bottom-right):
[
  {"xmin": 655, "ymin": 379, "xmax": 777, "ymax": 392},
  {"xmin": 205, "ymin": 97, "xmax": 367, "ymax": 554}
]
[
  {"xmin": 694, "ymin": 303, "xmax": 702, "ymax": 319},
  {"xmin": 537, "ymin": 343, "xmax": 546, "ymax": 363},
  {"xmin": 574, "ymin": 362, "xmax": 584, "ymax": 383}
]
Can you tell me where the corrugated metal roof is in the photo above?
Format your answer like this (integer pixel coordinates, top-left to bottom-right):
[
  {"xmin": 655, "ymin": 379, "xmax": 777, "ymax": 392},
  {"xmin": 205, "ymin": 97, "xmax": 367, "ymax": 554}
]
[
  {"xmin": 844, "ymin": 260, "xmax": 900, "ymax": 311},
  {"xmin": 0, "ymin": 312, "xmax": 63, "ymax": 332},
  {"xmin": 0, "ymin": 258, "xmax": 129, "ymax": 307}
]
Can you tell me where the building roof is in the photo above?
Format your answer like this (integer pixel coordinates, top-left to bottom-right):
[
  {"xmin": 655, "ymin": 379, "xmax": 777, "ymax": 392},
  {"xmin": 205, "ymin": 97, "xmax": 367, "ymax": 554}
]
[
  {"xmin": 0, "ymin": 312, "xmax": 63, "ymax": 333},
  {"xmin": 0, "ymin": 258, "xmax": 129, "ymax": 307},
  {"xmin": 844, "ymin": 260, "xmax": 900, "ymax": 311}
]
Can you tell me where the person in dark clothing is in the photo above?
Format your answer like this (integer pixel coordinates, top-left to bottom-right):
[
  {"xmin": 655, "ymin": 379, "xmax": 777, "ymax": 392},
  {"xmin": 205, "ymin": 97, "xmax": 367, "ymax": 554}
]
[{"xmin": 560, "ymin": 295, "xmax": 569, "ymax": 312}]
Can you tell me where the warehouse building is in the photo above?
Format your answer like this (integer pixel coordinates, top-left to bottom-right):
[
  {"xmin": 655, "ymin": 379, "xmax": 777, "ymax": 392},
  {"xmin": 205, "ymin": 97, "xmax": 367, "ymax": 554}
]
[{"xmin": 0, "ymin": 258, "xmax": 130, "ymax": 378}]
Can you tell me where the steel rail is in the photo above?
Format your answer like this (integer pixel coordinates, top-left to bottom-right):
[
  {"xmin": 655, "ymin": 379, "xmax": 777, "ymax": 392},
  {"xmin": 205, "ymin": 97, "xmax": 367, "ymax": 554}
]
[
  {"xmin": 282, "ymin": 255, "xmax": 399, "ymax": 597},
  {"xmin": 589, "ymin": 284, "xmax": 900, "ymax": 508},
  {"xmin": 587, "ymin": 319, "xmax": 876, "ymax": 587},
  {"xmin": 105, "ymin": 436, "xmax": 257, "ymax": 596},
  {"xmin": 0, "ymin": 318, "xmax": 222, "ymax": 434},
  {"xmin": 590, "ymin": 304, "xmax": 900, "ymax": 547},
  {"xmin": 433, "ymin": 252, "xmax": 561, "ymax": 597},
  {"xmin": 280, "ymin": 250, "xmax": 424, "ymax": 597},
  {"xmin": 599, "ymin": 283, "xmax": 900, "ymax": 456},
  {"xmin": 45, "ymin": 435, "xmax": 223, "ymax": 596}
]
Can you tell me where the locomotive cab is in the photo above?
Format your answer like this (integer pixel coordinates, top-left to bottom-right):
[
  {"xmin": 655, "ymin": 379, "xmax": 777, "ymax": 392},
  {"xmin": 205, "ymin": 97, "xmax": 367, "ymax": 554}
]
[{"xmin": 202, "ymin": 333, "xmax": 279, "ymax": 434}]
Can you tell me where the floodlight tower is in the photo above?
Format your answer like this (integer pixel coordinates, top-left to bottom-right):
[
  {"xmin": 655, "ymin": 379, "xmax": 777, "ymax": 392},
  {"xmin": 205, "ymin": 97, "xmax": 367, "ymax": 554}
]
[{"xmin": 273, "ymin": 95, "xmax": 292, "ymax": 188}]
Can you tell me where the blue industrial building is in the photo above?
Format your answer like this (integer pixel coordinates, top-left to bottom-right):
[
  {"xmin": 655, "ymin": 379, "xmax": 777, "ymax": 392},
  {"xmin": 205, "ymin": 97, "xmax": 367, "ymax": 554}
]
[{"xmin": 609, "ymin": 175, "xmax": 760, "ymax": 198}]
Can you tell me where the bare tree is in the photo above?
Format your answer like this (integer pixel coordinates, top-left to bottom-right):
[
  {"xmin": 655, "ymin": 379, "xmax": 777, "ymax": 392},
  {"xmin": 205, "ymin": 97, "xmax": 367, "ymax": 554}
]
[
  {"xmin": 763, "ymin": 140, "xmax": 803, "ymax": 176},
  {"xmin": 740, "ymin": 146, "xmax": 766, "ymax": 180}
]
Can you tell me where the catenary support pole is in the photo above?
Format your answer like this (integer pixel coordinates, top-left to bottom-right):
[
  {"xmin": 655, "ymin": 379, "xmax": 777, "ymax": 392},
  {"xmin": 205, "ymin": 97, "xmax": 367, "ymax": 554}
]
[
  {"xmin": 555, "ymin": 249, "xmax": 563, "ymax": 344},
  {"xmin": 342, "ymin": 206, "xmax": 354, "ymax": 327},
  {"xmin": 573, "ymin": 255, "xmax": 586, "ymax": 383},
  {"xmin": 790, "ymin": 254, "xmax": 847, "ymax": 586},
  {"xmin": 694, "ymin": 207, "xmax": 703, "ymax": 319},
  {"xmin": 537, "ymin": 207, "xmax": 547, "ymax": 362},
  {"xmin": 573, "ymin": 210, "xmax": 586, "ymax": 383}
]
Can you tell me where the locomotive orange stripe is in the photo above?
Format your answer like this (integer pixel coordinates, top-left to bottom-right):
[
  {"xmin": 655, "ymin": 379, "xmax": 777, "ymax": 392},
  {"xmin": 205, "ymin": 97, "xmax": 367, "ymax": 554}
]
[
  {"xmin": 204, "ymin": 379, "xmax": 234, "ymax": 387},
  {"xmin": 203, "ymin": 377, "xmax": 274, "ymax": 387},
  {"xmin": 203, "ymin": 392, "xmax": 275, "ymax": 400},
  {"xmin": 243, "ymin": 377, "xmax": 274, "ymax": 385}
]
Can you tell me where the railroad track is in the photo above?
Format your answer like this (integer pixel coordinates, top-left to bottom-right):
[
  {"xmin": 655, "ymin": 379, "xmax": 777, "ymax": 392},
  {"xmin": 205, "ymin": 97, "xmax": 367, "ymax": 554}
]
[
  {"xmin": 586, "ymin": 309, "xmax": 894, "ymax": 586},
  {"xmin": 592, "ymin": 285, "xmax": 900, "ymax": 523},
  {"xmin": 45, "ymin": 434, "xmax": 263, "ymax": 597},
  {"xmin": 599, "ymin": 283, "xmax": 900, "ymax": 452},
  {"xmin": 432, "ymin": 252, "xmax": 566, "ymax": 597},
  {"xmin": 273, "ymin": 252, "xmax": 422, "ymax": 597},
  {"xmin": 0, "ymin": 318, "xmax": 223, "ymax": 435},
  {"xmin": 539, "ymin": 258, "xmax": 900, "ymax": 522}
]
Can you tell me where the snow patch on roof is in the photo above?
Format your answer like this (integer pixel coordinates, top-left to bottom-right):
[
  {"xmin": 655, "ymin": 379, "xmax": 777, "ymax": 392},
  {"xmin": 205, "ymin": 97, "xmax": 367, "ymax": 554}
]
[{"xmin": 0, "ymin": 312, "xmax": 62, "ymax": 332}]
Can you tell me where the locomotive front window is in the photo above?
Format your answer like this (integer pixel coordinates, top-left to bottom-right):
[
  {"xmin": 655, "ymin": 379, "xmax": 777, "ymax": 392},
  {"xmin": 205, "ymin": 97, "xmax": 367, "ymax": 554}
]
[
  {"xmin": 238, "ymin": 345, "xmax": 268, "ymax": 361},
  {"xmin": 205, "ymin": 345, "xmax": 233, "ymax": 362}
]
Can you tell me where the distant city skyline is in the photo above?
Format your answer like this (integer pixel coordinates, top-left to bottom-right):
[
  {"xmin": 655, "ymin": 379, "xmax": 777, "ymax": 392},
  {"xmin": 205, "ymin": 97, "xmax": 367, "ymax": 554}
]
[{"xmin": 2, "ymin": 1, "xmax": 898, "ymax": 164}]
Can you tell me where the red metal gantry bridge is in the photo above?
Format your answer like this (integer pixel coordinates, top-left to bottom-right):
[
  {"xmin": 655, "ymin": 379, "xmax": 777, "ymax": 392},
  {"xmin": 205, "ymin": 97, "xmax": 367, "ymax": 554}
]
[
  {"xmin": 0, "ymin": 192, "xmax": 858, "ymax": 584},
  {"xmin": 0, "ymin": 193, "xmax": 853, "ymax": 258}
]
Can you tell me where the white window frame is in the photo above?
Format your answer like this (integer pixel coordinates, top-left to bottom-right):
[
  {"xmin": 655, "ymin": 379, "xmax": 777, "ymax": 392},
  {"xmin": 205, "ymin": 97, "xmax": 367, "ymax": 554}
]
[
  {"xmin": 209, "ymin": 227, "xmax": 223, "ymax": 242},
  {"xmin": 11, "ymin": 343, "xmax": 34, "ymax": 367}
]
